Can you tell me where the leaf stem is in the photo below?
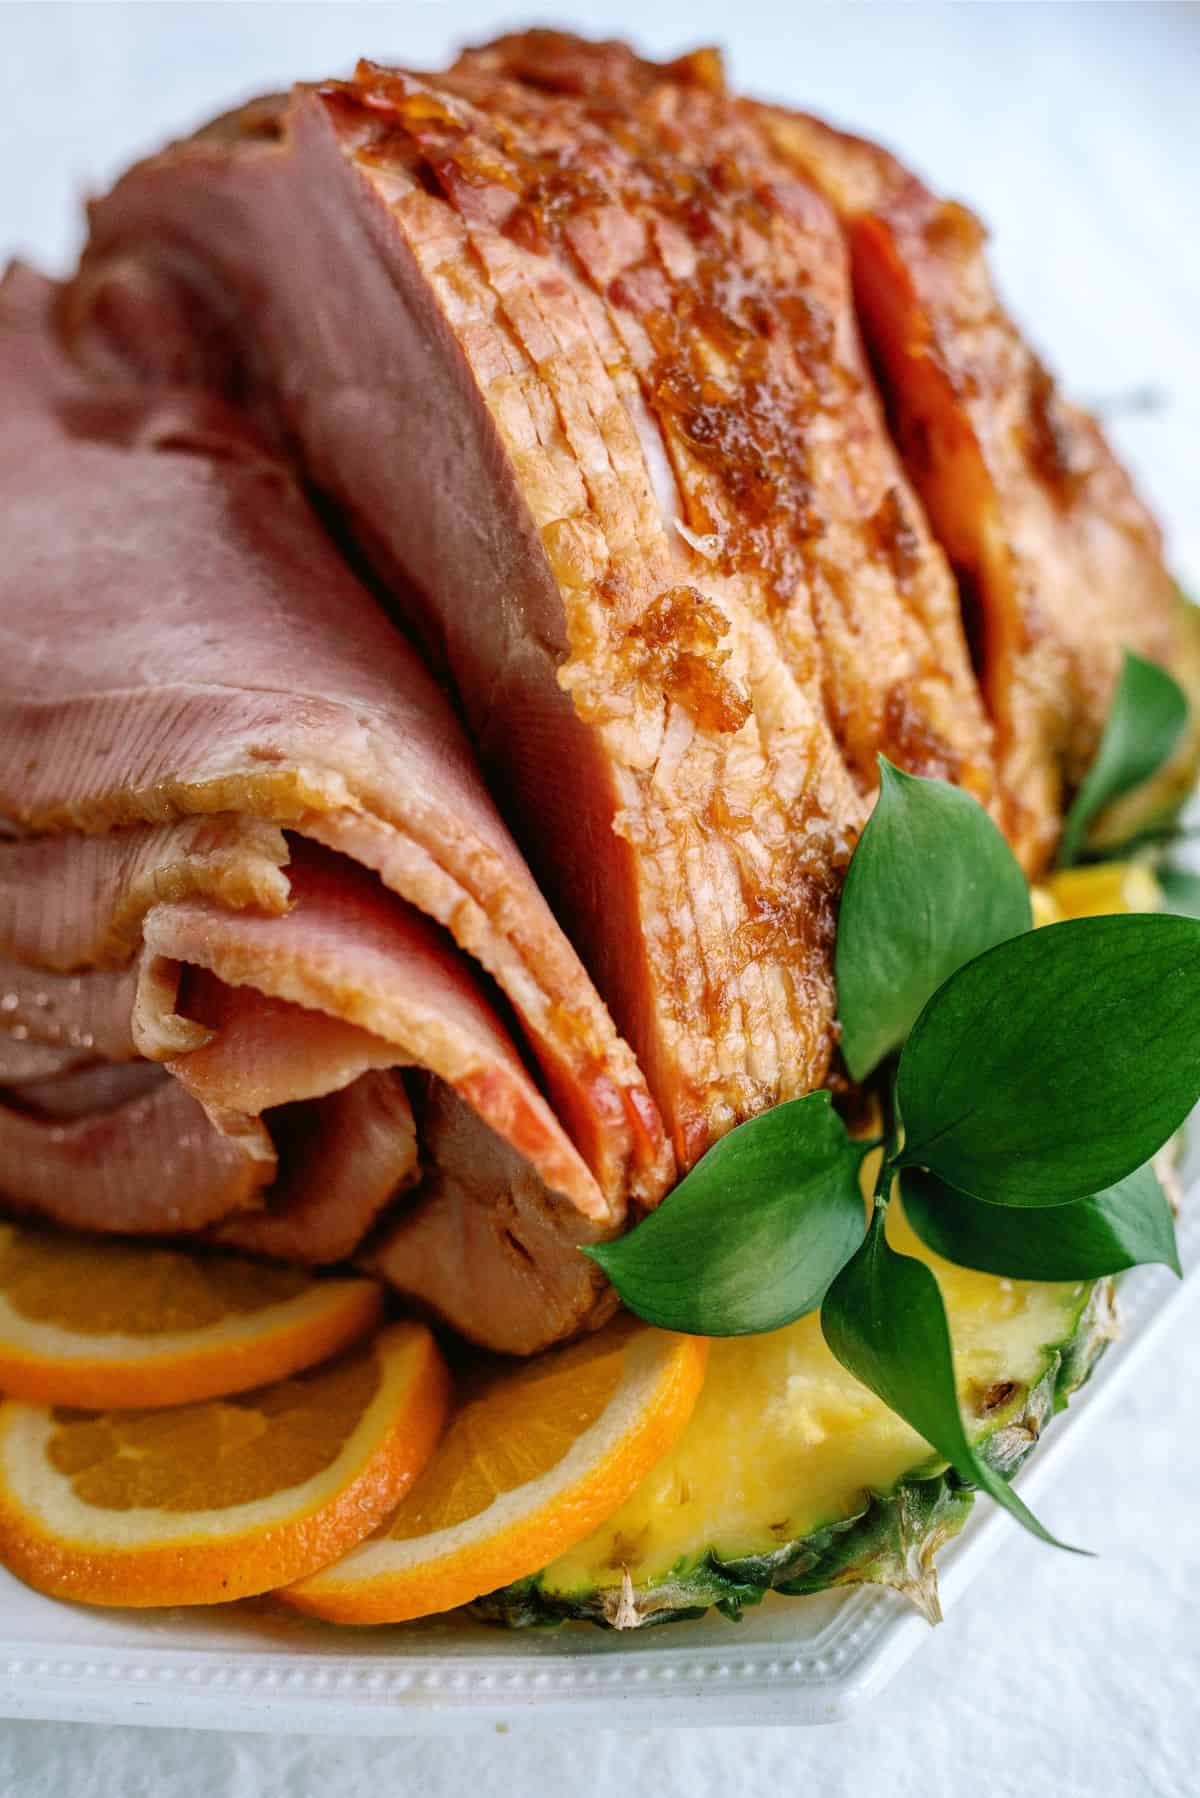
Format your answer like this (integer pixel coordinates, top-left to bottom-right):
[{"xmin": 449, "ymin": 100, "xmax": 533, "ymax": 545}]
[{"xmin": 872, "ymin": 1061, "xmax": 902, "ymax": 1210}]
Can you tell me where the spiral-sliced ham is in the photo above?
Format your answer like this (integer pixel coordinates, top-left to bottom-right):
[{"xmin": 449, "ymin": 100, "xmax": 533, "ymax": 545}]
[
  {"xmin": 2, "ymin": 32, "xmax": 1192, "ymax": 1354},
  {"xmin": 71, "ymin": 46, "xmax": 999, "ymax": 1166},
  {"xmin": 0, "ymin": 263, "xmax": 666, "ymax": 1350}
]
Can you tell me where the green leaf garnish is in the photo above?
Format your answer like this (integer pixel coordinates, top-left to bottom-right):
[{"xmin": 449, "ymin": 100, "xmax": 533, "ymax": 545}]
[
  {"xmin": 591, "ymin": 634, "xmax": 1200, "ymax": 1560},
  {"xmin": 901, "ymin": 1165, "xmax": 1181, "ymax": 1280},
  {"xmin": 820, "ymin": 1209, "xmax": 1078, "ymax": 1550},
  {"xmin": 1058, "ymin": 651, "xmax": 1188, "ymax": 868},
  {"xmin": 836, "ymin": 758, "xmax": 1031, "ymax": 1081},
  {"xmin": 895, "ymin": 913, "xmax": 1200, "ymax": 1205},
  {"xmin": 585, "ymin": 1094, "xmax": 866, "ymax": 1335}
]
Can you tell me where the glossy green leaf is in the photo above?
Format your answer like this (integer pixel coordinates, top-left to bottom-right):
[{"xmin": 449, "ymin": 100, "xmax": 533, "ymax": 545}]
[
  {"xmin": 901, "ymin": 1165, "xmax": 1181, "ymax": 1280},
  {"xmin": 895, "ymin": 912, "xmax": 1200, "ymax": 1205},
  {"xmin": 585, "ymin": 1094, "xmax": 866, "ymax": 1335},
  {"xmin": 835, "ymin": 759, "xmax": 1031, "ymax": 1081},
  {"xmin": 1058, "ymin": 651, "xmax": 1188, "ymax": 868},
  {"xmin": 821, "ymin": 1210, "xmax": 1076, "ymax": 1549}
]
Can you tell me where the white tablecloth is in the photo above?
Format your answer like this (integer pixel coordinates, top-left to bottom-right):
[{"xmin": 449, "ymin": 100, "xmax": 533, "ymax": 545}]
[{"xmin": 2, "ymin": 3, "xmax": 1197, "ymax": 1791}]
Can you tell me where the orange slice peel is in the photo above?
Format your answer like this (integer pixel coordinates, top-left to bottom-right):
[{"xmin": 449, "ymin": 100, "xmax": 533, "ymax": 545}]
[
  {"xmin": 0, "ymin": 1222, "xmax": 384, "ymax": 1409},
  {"xmin": 0, "ymin": 1320, "xmax": 450, "ymax": 1607},
  {"xmin": 283, "ymin": 1314, "xmax": 708, "ymax": 1625}
]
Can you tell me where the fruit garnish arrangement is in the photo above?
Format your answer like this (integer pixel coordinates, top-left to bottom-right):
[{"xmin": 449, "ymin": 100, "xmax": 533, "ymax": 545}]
[{"xmin": 2, "ymin": 31, "xmax": 1198, "ymax": 1637}]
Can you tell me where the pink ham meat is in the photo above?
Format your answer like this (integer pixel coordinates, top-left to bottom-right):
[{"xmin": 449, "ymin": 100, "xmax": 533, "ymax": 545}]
[
  {"xmin": 0, "ymin": 263, "xmax": 669, "ymax": 1352},
  {"xmin": 70, "ymin": 49, "xmax": 999, "ymax": 1171},
  {"xmin": 0, "ymin": 957, "xmax": 139, "ymax": 1063},
  {"xmin": 139, "ymin": 845, "xmax": 603, "ymax": 1217},
  {"xmin": 0, "ymin": 1073, "xmax": 269, "ymax": 1237},
  {"xmin": 0, "ymin": 817, "xmax": 291, "ymax": 970},
  {"xmin": 217, "ymin": 1075, "xmax": 421, "ymax": 1267}
]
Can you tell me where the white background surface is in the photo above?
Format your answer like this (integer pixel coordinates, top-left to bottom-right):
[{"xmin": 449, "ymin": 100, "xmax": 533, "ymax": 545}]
[{"xmin": 1, "ymin": 1, "xmax": 1198, "ymax": 1791}]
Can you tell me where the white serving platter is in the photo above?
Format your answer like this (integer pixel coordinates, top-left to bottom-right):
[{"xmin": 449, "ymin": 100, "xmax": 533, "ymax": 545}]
[{"xmin": 1, "ymin": 1166, "xmax": 1197, "ymax": 1736}]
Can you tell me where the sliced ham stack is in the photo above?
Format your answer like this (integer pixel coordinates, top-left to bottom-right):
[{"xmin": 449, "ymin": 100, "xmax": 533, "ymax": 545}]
[
  {"xmin": 1, "ymin": 32, "xmax": 1191, "ymax": 1350},
  {"xmin": 0, "ymin": 265, "xmax": 669, "ymax": 1352}
]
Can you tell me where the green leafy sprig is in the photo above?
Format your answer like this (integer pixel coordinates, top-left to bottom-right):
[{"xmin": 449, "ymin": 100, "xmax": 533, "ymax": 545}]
[
  {"xmin": 820, "ymin": 1205, "xmax": 1072, "ymax": 1551},
  {"xmin": 1057, "ymin": 650, "xmax": 1187, "ymax": 868},
  {"xmin": 901, "ymin": 1166, "xmax": 1180, "ymax": 1282},
  {"xmin": 835, "ymin": 760, "xmax": 1031, "ymax": 1081},
  {"xmin": 590, "ymin": 652, "xmax": 1197, "ymax": 1548},
  {"xmin": 1055, "ymin": 635, "xmax": 1200, "ymax": 912},
  {"xmin": 585, "ymin": 1093, "xmax": 866, "ymax": 1336}
]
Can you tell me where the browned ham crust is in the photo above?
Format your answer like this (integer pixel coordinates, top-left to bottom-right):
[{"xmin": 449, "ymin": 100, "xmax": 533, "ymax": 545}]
[
  {"xmin": 461, "ymin": 31, "xmax": 1189, "ymax": 871},
  {"xmin": 72, "ymin": 46, "xmax": 999, "ymax": 1164},
  {"xmin": 757, "ymin": 105, "xmax": 1187, "ymax": 870}
]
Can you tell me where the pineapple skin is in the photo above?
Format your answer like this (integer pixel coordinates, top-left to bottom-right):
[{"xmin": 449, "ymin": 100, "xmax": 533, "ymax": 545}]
[
  {"xmin": 475, "ymin": 825, "xmax": 1166, "ymax": 1635},
  {"xmin": 473, "ymin": 1278, "xmax": 1117, "ymax": 1631}
]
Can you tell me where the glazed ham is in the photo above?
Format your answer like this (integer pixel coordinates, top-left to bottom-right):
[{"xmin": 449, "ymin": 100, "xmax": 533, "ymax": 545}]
[
  {"xmin": 72, "ymin": 44, "xmax": 1003, "ymax": 1168},
  {"xmin": 0, "ymin": 33, "xmax": 1190, "ymax": 1349},
  {"xmin": 459, "ymin": 32, "xmax": 1193, "ymax": 870}
]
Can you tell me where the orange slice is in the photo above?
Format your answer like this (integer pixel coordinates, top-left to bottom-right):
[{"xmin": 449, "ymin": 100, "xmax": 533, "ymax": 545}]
[
  {"xmin": 0, "ymin": 1222, "xmax": 384, "ymax": 1409},
  {"xmin": 0, "ymin": 1321, "xmax": 450, "ymax": 1607},
  {"xmin": 283, "ymin": 1314, "xmax": 707, "ymax": 1624}
]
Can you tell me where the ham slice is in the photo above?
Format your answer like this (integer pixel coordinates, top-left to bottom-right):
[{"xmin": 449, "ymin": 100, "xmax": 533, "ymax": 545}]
[
  {"xmin": 139, "ymin": 843, "xmax": 603, "ymax": 1219},
  {"xmin": 365, "ymin": 1079, "xmax": 615, "ymax": 1356},
  {"xmin": 0, "ymin": 818, "xmax": 291, "ymax": 970},
  {"xmin": 216, "ymin": 1073, "xmax": 421, "ymax": 1267},
  {"xmin": 0, "ymin": 263, "xmax": 668, "ymax": 1350},
  {"xmin": 459, "ymin": 32, "xmax": 1192, "ymax": 871},
  {"xmin": 0, "ymin": 1074, "xmax": 269, "ymax": 1236},
  {"xmin": 0, "ymin": 955, "xmax": 139, "ymax": 1061},
  {"xmin": 755, "ymin": 103, "xmax": 1189, "ymax": 869},
  {"xmin": 0, "ymin": 1040, "xmax": 89, "ymax": 1083},
  {"xmin": 6, "ymin": 1060, "xmax": 162, "ymax": 1119},
  {"xmin": 71, "ymin": 47, "xmax": 998, "ymax": 1165}
]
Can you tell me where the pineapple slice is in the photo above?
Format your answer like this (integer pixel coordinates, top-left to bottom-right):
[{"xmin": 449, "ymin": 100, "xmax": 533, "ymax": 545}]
[
  {"xmin": 1039, "ymin": 861, "xmax": 1164, "ymax": 922},
  {"xmin": 477, "ymin": 1206, "xmax": 1111, "ymax": 1628}
]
